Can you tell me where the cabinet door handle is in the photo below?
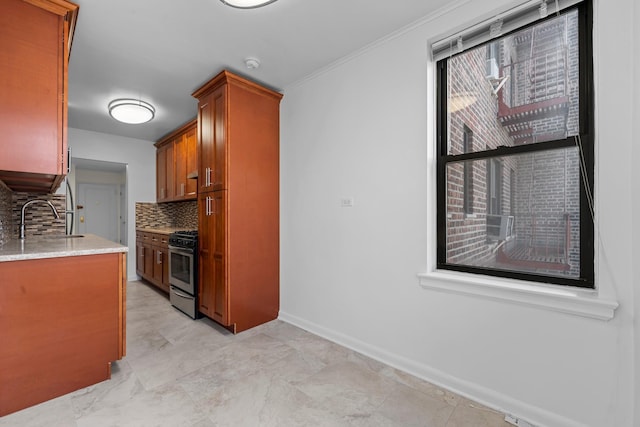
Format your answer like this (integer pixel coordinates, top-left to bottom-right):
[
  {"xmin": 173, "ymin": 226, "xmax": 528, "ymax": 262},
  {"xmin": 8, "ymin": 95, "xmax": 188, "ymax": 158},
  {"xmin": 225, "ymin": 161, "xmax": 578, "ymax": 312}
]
[
  {"xmin": 206, "ymin": 167, "xmax": 211, "ymax": 187},
  {"xmin": 181, "ymin": 183, "xmax": 185, "ymax": 196},
  {"xmin": 206, "ymin": 196, "xmax": 212, "ymax": 216},
  {"xmin": 157, "ymin": 251, "xmax": 162, "ymax": 264}
]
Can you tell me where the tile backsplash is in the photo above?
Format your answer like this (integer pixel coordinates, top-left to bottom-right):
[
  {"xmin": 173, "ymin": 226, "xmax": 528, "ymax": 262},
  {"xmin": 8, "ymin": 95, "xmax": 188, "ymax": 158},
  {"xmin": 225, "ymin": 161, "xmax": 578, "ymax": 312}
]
[
  {"xmin": 0, "ymin": 186, "xmax": 66, "ymax": 246},
  {"xmin": 0, "ymin": 183, "xmax": 12, "ymax": 245},
  {"xmin": 12, "ymin": 193, "xmax": 66, "ymax": 238},
  {"xmin": 136, "ymin": 201, "xmax": 198, "ymax": 230},
  {"xmin": 0, "ymin": 187, "xmax": 199, "ymax": 245}
]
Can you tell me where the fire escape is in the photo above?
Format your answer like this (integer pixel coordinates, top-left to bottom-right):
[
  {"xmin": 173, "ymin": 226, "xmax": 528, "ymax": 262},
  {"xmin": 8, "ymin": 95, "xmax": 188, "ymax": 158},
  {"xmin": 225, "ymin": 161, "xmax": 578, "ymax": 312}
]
[
  {"xmin": 497, "ymin": 16, "xmax": 570, "ymax": 144},
  {"xmin": 492, "ymin": 16, "xmax": 573, "ymax": 273}
]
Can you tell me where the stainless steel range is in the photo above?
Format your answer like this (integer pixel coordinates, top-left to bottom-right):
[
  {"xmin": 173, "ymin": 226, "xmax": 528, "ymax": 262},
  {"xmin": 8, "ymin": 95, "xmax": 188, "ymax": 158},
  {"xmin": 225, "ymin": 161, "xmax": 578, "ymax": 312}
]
[{"xmin": 168, "ymin": 230, "xmax": 199, "ymax": 319}]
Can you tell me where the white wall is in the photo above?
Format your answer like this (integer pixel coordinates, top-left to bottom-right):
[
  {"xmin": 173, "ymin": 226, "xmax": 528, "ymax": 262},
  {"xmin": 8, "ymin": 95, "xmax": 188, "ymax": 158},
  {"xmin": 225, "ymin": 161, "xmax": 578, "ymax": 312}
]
[
  {"xmin": 633, "ymin": 0, "xmax": 640, "ymax": 422},
  {"xmin": 68, "ymin": 127, "xmax": 156, "ymax": 280},
  {"xmin": 75, "ymin": 169, "xmax": 126, "ymax": 185},
  {"xmin": 279, "ymin": 0, "xmax": 637, "ymax": 426}
]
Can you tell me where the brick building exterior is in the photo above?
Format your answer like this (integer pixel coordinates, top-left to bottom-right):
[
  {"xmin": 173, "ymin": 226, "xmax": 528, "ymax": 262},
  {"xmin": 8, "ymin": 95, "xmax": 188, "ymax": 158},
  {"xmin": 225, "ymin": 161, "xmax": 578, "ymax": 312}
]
[{"xmin": 444, "ymin": 11, "xmax": 581, "ymax": 278}]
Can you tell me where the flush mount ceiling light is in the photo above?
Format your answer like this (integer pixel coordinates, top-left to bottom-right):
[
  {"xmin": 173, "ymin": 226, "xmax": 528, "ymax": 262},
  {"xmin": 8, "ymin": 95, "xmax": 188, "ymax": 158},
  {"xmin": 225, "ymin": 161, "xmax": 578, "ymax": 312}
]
[
  {"xmin": 108, "ymin": 99, "xmax": 155, "ymax": 124},
  {"xmin": 219, "ymin": 0, "xmax": 278, "ymax": 9}
]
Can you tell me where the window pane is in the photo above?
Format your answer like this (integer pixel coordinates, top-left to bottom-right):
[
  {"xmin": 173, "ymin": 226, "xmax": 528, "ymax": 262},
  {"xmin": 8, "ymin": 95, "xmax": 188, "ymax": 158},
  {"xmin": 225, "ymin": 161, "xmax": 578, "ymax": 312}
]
[
  {"xmin": 445, "ymin": 147, "xmax": 580, "ymax": 279},
  {"xmin": 446, "ymin": 10, "xmax": 579, "ymax": 155}
]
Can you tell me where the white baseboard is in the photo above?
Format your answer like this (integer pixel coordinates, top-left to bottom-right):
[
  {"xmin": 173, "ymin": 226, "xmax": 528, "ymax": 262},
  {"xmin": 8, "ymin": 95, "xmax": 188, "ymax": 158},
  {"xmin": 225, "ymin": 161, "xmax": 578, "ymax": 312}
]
[{"xmin": 278, "ymin": 310, "xmax": 586, "ymax": 427}]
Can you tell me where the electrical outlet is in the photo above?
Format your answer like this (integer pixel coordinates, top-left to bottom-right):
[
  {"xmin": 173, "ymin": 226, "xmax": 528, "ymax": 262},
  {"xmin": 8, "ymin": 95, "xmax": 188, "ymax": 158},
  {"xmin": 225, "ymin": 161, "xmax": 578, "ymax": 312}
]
[
  {"xmin": 505, "ymin": 414, "xmax": 535, "ymax": 427},
  {"xmin": 340, "ymin": 197, "xmax": 354, "ymax": 208}
]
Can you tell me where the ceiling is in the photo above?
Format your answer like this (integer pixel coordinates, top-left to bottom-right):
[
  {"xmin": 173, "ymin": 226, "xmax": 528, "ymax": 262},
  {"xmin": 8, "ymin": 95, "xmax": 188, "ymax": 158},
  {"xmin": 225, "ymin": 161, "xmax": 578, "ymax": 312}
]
[{"xmin": 68, "ymin": 0, "xmax": 451, "ymax": 142}]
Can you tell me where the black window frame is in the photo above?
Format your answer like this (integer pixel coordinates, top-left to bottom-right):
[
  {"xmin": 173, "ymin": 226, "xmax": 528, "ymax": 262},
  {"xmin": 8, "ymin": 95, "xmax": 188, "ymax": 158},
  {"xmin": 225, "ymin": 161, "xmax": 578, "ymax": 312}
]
[
  {"xmin": 462, "ymin": 126, "xmax": 474, "ymax": 215},
  {"xmin": 486, "ymin": 158, "xmax": 503, "ymax": 216},
  {"xmin": 436, "ymin": 0, "xmax": 595, "ymax": 288}
]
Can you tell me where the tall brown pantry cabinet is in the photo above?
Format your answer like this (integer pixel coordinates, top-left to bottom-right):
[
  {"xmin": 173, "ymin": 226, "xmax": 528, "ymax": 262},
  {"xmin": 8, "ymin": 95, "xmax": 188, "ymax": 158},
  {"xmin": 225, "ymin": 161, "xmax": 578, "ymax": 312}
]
[{"xmin": 193, "ymin": 70, "xmax": 283, "ymax": 333}]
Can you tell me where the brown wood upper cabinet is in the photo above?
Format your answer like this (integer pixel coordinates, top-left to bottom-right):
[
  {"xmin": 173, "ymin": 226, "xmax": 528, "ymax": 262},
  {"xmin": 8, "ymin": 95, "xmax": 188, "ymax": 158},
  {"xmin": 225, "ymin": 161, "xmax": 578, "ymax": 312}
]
[
  {"xmin": 155, "ymin": 119, "xmax": 197, "ymax": 203},
  {"xmin": 193, "ymin": 70, "xmax": 283, "ymax": 333},
  {"xmin": 175, "ymin": 124, "xmax": 197, "ymax": 198},
  {"xmin": 156, "ymin": 142, "xmax": 174, "ymax": 202},
  {"xmin": 0, "ymin": 0, "xmax": 79, "ymax": 193},
  {"xmin": 197, "ymin": 86, "xmax": 226, "ymax": 193}
]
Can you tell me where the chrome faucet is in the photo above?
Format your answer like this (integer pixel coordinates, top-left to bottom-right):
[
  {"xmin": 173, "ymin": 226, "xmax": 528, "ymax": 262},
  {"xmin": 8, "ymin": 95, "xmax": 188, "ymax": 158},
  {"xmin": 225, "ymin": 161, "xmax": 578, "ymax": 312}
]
[{"xmin": 19, "ymin": 199, "xmax": 60, "ymax": 240}]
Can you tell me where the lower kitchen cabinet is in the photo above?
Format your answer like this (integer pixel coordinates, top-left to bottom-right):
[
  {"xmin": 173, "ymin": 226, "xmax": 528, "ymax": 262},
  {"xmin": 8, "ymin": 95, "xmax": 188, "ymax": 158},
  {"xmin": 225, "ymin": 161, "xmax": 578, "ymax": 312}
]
[
  {"xmin": 136, "ymin": 233, "xmax": 145, "ymax": 275},
  {"xmin": 0, "ymin": 252, "xmax": 126, "ymax": 416},
  {"xmin": 152, "ymin": 241, "xmax": 169, "ymax": 293},
  {"xmin": 136, "ymin": 231, "xmax": 170, "ymax": 293},
  {"xmin": 198, "ymin": 191, "xmax": 227, "ymax": 324},
  {"xmin": 198, "ymin": 188, "xmax": 279, "ymax": 334}
]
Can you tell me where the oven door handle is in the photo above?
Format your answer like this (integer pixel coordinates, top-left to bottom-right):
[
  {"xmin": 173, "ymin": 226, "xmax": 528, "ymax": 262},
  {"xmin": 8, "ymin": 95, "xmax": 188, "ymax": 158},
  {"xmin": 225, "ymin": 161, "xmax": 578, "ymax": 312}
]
[{"xmin": 168, "ymin": 245, "xmax": 194, "ymax": 255}]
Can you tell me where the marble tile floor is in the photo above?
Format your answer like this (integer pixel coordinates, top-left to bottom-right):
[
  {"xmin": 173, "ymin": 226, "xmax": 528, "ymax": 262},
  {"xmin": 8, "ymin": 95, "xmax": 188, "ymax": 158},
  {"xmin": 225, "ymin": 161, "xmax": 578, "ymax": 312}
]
[{"xmin": 0, "ymin": 281, "xmax": 512, "ymax": 427}]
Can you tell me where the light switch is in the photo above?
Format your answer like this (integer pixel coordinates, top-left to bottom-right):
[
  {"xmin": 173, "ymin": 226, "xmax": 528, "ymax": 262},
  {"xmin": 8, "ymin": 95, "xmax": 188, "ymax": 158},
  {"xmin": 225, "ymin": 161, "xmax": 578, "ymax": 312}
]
[{"xmin": 340, "ymin": 197, "xmax": 354, "ymax": 208}]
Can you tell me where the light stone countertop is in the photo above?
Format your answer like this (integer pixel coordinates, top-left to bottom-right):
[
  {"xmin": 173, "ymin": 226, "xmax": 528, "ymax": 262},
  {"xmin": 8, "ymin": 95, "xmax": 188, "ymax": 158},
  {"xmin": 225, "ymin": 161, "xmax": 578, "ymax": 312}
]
[
  {"xmin": 136, "ymin": 227, "xmax": 187, "ymax": 235},
  {"xmin": 0, "ymin": 234, "xmax": 128, "ymax": 262}
]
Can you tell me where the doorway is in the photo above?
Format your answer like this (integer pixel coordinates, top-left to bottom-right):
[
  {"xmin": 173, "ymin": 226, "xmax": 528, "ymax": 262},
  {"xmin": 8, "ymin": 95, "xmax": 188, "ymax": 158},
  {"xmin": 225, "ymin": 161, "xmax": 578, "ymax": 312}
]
[
  {"xmin": 77, "ymin": 183, "xmax": 119, "ymax": 242},
  {"xmin": 68, "ymin": 158, "xmax": 128, "ymax": 245}
]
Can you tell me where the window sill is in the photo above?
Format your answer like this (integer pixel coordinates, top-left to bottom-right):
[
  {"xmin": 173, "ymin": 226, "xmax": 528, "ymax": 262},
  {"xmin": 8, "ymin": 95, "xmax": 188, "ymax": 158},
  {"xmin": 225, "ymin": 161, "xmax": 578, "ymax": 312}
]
[{"xmin": 418, "ymin": 270, "xmax": 618, "ymax": 321}]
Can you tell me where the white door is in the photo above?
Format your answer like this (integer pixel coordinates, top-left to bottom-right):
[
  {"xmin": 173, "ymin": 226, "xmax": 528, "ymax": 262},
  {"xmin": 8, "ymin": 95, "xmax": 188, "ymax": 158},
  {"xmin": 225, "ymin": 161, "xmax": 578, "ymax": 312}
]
[{"xmin": 77, "ymin": 183, "xmax": 120, "ymax": 243}]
